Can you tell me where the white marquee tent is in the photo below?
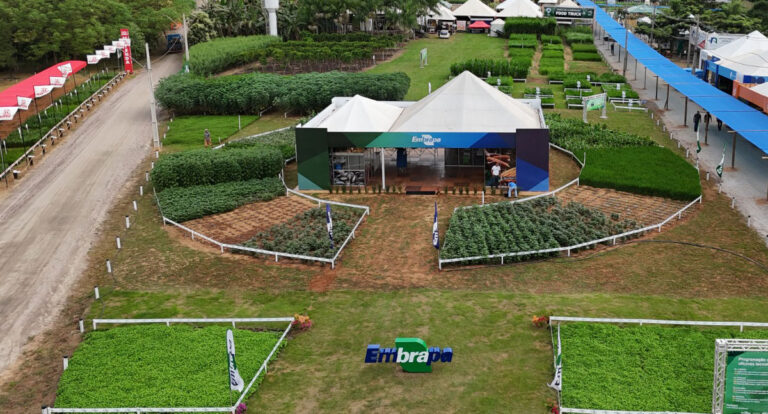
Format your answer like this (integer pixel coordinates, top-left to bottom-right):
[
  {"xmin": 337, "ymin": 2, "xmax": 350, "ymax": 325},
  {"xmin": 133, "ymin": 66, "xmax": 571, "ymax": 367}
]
[
  {"xmin": 559, "ymin": 0, "xmax": 581, "ymax": 8},
  {"xmin": 428, "ymin": 4, "xmax": 456, "ymax": 22},
  {"xmin": 452, "ymin": 0, "xmax": 497, "ymax": 19},
  {"xmin": 490, "ymin": 18, "xmax": 506, "ymax": 36},
  {"xmin": 706, "ymin": 30, "xmax": 768, "ymax": 61},
  {"xmin": 316, "ymin": 95, "xmax": 404, "ymax": 132},
  {"xmin": 719, "ymin": 51, "xmax": 768, "ymax": 79},
  {"xmin": 496, "ymin": 0, "xmax": 543, "ymax": 18},
  {"xmin": 750, "ymin": 82, "xmax": 768, "ymax": 97}
]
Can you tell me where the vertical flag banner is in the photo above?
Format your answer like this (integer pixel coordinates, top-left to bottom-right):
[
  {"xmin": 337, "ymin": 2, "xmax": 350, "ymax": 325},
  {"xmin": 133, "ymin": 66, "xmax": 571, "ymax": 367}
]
[
  {"xmin": 86, "ymin": 55, "xmax": 101, "ymax": 65},
  {"xmin": 326, "ymin": 204, "xmax": 334, "ymax": 249},
  {"xmin": 17, "ymin": 96, "xmax": 32, "ymax": 110},
  {"xmin": 34, "ymin": 85, "xmax": 54, "ymax": 98},
  {"xmin": 548, "ymin": 324, "xmax": 562, "ymax": 391},
  {"xmin": 0, "ymin": 107, "xmax": 19, "ymax": 121},
  {"xmin": 432, "ymin": 202, "xmax": 439, "ymax": 249},
  {"xmin": 226, "ymin": 329, "xmax": 245, "ymax": 392},
  {"xmin": 120, "ymin": 28, "xmax": 133, "ymax": 74},
  {"xmin": 717, "ymin": 143, "xmax": 726, "ymax": 177},
  {"xmin": 696, "ymin": 129, "xmax": 702, "ymax": 153}
]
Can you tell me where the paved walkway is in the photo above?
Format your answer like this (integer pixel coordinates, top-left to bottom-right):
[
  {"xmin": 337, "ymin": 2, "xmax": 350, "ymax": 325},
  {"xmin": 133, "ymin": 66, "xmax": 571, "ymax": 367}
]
[{"xmin": 595, "ymin": 36, "xmax": 768, "ymax": 242}]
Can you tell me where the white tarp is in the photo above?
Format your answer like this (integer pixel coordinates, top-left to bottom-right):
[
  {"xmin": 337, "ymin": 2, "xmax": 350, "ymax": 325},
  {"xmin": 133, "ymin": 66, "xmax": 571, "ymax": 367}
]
[
  {"xmin": 720, "ymin": 51, "xmax": 768, "ymax": 78},
  {"xmin": 318, "ymin": 95, "xmax": 403, "ymax": 132},
  {"xmin": 496, "ymin": 0, "xmax": 543, "ymax": 18},
  {"xmin": 490, "ymin": 18, "xmax": 506, "ymax": 36},
  {"xmin": 452, "ymin": 0, "xmax": 497, "ymax": 18},
  {"xmin": 749, "ymin": 82, "xmax": 768, "ymax": 97},
  {"xmin": 389, "ymin": 71, "xmax": 542, "ymax": 132},
  {"xmin": 559, "ymin": 0, "xmax": 580, "ymax": 8},
  {"xmin": 707, "ymin": 30, "xmax": 768, "ymax": 61},
  {"xmin": 428, "ymin": 4, "xmax": 456, "ymax": 21}
]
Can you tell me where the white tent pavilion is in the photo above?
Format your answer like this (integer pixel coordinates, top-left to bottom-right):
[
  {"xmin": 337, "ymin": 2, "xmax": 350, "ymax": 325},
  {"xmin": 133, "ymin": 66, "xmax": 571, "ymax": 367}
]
[
  {"xmin": 452, "ymin": 0, "xmax": 497, "ymax": 20},
  {"xmin": 496, "ymin": 0, "xmax": 543, "ymax": 18},
  {"xmin": 389, "ymin": 71, "xmax": 544, "ymax": 133},
  {"xmin": 428, "ymin": 4, "xmax": 456, "ymax": 22},
  {"xmin": 315, "ymin": 95, "xmax": 404, "ymax": 132},
  {"xmin": 706, "ymin": 31, "xmax": 768, "ymax": 61},
  {"xmin": 718, "ymin": 51, "xmax": 768, "ymax": 80},
  {"xmin": 490, "ymin": 18, "xmax": 506, "ymax": 36},
  {"xmin": 559, "ymin": 0, "xmax": 581, "ymax": 7}
]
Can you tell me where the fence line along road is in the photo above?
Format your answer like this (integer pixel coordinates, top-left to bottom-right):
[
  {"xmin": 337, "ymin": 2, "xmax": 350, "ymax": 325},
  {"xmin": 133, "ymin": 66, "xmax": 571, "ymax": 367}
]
[
  {"xmin": 549, "ymin": 316, "xmax": 768, "ymax": 332},
  {"xmin": 1, "ymin": 72, "xmax": 125, "ymax": 182}
]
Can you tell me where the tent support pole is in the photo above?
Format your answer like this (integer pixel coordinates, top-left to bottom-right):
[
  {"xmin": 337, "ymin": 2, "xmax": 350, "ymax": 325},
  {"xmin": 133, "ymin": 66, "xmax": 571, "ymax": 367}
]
[
  {"xmin": 731, "ymin": 132, "xmax": 736, "ymax": 169},
  {"xmin": 634, "ymin": 59, "xmax": 637, "ymax": 81},
  {"xmin": 683, "ymin": 97, "xmax": 688, "ymax": 126},
  {"xmin": 664, "ymin": 84, "xmax": 670, "ymax": 110},
  {"xmin": 381, "ymin": 149, "xmax": 386, "ymax": 190},
  {"xmin": 655, "ymin": 75, "xmax": 659, "ymax": 100},
  {"xmin": 704, "ymin": 116, "xmax": 710, "ymax": 145},
  {"xmin": 643, "ymin": 67, "xmax": 647, "ymax": 89}
]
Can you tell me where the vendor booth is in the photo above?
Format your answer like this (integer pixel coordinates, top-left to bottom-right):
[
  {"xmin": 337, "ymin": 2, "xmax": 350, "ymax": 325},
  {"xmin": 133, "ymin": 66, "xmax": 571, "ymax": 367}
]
[
  {"xmin": 296, "ymin": 72, "xmax": 550, "ymax": 193},
  {"xmin": 451, "ymin": 0, "xmax": 497, "ymax": 31}
]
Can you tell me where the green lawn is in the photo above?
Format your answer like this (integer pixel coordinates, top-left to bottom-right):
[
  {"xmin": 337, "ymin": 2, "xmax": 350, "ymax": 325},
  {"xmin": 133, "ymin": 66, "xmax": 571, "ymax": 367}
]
[
  {"xmin": 367, "ymin": 34, "xmax": 507, "ymax": 100},
  {"xmin": 163, "ymin": 115, "xmax": 258, "ymax": 152},
  {"xmin": 0, "ymin": 147, "xmax": 27, "ymax": 170}
]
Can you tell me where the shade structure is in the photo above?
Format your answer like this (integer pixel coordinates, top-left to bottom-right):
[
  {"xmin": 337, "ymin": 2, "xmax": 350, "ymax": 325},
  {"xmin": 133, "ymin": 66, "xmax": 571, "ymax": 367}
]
[
  {"xmin": 428, "ymin": 4, "xmax": 456, "ymax": 21},
  {"xmin": 390, "ymin": 71, "xmax": 543, "ymax": 133},
  {"xmin": 496, "ymin": 0, "xmax": 543, "ymax": 18},
  {"xmin": 452, "ymin": 0, "xmax": 497, "ymax": 18},
  {"xmin": 316, "ymin": 95, "xmax": 404, "ymax": 132},
  {"xmin": 490, "ymin": 18, "xmax": 506, "ymax": 35},
  {"xmin": 707, "ymin": 31, "xmax": 768, "ymax": 61},
  {"xmin": 468, "ymin": 20, "xmax": 491, "ymax": 29},
  {"xmin": 0, "ymin": 60, "xmax": 87, "ymax": 107},
  {"xmin": 751, "ymin": 82, "xmax": 768, "ymax": 97},
  {"xmin": 719, "ymin": 51, "xmax": 768, "ymax": 78}
]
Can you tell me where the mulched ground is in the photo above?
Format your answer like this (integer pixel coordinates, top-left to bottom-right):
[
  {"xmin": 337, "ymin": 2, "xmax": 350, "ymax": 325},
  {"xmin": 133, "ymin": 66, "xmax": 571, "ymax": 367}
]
[{"xmin": 558, "ymin": 185, "xmax": 692, "ymax": 225}]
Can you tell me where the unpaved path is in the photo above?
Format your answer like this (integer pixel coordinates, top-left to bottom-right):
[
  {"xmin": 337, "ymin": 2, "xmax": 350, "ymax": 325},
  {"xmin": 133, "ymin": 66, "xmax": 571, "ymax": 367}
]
[{"xmin": 0, "ymin": 53, "xmax": 182, "ymax": 374}]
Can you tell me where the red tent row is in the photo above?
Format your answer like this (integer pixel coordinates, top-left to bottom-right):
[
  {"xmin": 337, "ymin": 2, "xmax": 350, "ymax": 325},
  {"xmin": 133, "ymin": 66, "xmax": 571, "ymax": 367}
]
[{"xmin": 0, "ymin": 60, "xmax": 87, "ymax": 107}]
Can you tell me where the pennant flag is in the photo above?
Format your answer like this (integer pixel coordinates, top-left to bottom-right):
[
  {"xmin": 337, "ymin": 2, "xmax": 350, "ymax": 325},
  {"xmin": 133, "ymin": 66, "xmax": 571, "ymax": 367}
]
[
  {"xmin": 696, "ymin": 129, "xmax": 701, "ymax": 153},
  {"xmin": 17, "ymin": 96, "xmax": 32, "ymax": 110},
  {"xmin": 716, "ymin": 143, "xmax": 726, "ymax": 177},
  {"xmin": 34, "ymin": 85, "xmax": 54, "ymax": 98},
  {"xmin": 226, "ymin": 329, "xmax": 245, "ymax": 392},
  {"xmin": 104, "ymin": 45, "xmax": 117, "ymax": 53},
  {"xmin": 548, "ymin": 324, "xmax": 563, "ymax": 392},
  {"xmin": 57, "ymin": 63, "xmax": 72, "ymax": 76},
  {"xmin": 87, "ymin": 54, "xmax": 101, "ymax": 65},
  {"xmin": 432, "ymin": 202, "xmax": 439, "ymax": 249},
  {"xmin": 96, "ymin": 50, "xmax": 110, "ymax": 58},
  {"xmin": 0, "ymin": 107, "xmax": 19, "ymax": 121},
  {"xmin": 50, "ymin": 76, "xmax": 66, "ymax": 88},
  {"xmin": 326, "ymin": 204, "xmax": 334, "ymax": 249}
]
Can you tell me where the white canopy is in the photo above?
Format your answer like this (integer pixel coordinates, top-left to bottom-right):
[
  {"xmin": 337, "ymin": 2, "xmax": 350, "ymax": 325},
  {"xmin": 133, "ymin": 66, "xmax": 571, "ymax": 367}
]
[
  {"xmin": 538, "ymin": 0, "xmax": 558, "ymax": 4},
  {"xmin": 490, "ymin": 18, "xmax": 506, "ymax": 36},
  {"xmin": 452, "ymin": 0, "xmax": 497, "ymax": 18},
  {"xmin": 317, "ymin": 95, "xmax": 403, "ymax": 132},
  {"xmin": 428, "ymin": 4, "xmax": 456, "ymax": 21},
  {"xmin": 389, "ymin": 71, "xmax": 543, "ymax": 132},
  {"xmin": 708, "ymin": 31, "xmax": 768, "ymax": 60},
  {"xmin": 637, "ymin": 16, "xmax": 652, "ymax": 25},
  {"xmin": 496, "ymin": 0, "xmax": 543, "ymax": 18},
  {"xmin": 720, "ymin": 51, "xmax": 768, "ymax": 78},
  {"xmin": 750, "ymin": 82, "xmax": 768, "ymax": 97},
  {"xmin": 559, "ymin": 0, "xmax": 580, "ymax": 7}
]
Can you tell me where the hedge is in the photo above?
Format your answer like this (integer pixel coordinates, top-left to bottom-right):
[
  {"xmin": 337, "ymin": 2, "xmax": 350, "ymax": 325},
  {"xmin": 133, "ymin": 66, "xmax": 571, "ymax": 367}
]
[
  {"xmin": 225, "ymin": 128, "xmax": 296, "ymax": 160},
  {"xmin": 572, "ymin": 52, "xmax": 602, "ymax": 61},
  {"xmin": 564, "ymin": 32, "xmax": 594, "ymax": 44},
  {"xmin": 151, "ymin": 147, "xmax": 283, "ymax": 191},
  {"xmin": 504, "ymin": 17, "xmax": 557, "ymax": 35},
  {"xmin": 450, "ymin": 59, "xmax": 528, "ymax": 79},
  {"xmin": 580, "ymin": 146, "xmax": 701, "ymax": 200},
  {"xmin": 189, "ymin": 35, "xmax": 280, "ymax": 76},
  {"xmin": 302, "ymin": 33, "xmax": 405, "ymax": 43},
  {"xmin": 155, "ymin": 71, "xmax": 410, "ymax": 115}
]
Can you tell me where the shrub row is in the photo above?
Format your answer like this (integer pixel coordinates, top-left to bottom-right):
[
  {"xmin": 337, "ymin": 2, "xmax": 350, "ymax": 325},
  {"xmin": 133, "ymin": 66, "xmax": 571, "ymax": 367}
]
[
  {"xmin": 225, "ymin": 128, "xmax": 296, "ymax": 160},
  {"xmin": 564, "ymin": 32, "xmax": 594, "ymax": 44},
  {"xmin": 573, "ymin": 52, "xmax": 602, "ymax": 61},
  {"xmin": 541, "ymin": 34, "xmax": 562, "ymax": 44},
  {"xmin": 151, "ymin": 147, "xmax": 283, "ymax": 191},
  {"xmin": 504, "ymin": 17, "xmax": 557, "ymax": 35},
  {"xmin": 571, "ymin": 43, "xmax": 598, "ymax": 53},
  {"xmin": 545, "ymin": 113, "xmax": 653, "ymax": 158},
  {"xmin": 189, "ymin": 35, "xmax": 280, "ymax": 76},
  {"xmin": 302, "ymin": 33, "xmax": 405, "ymax": 43},
  {"xmin": 450, "ymin": 59, "xmax": 528, "ymax": 79},
  {"xmin": 548, "ymin": 71, "xmax": 626, "ymax": 84},
  {"xmin": 157, "ymin": 177, "xmax": 285, "ymax": 222},
  {"xmin": 259, "ymin": 40, "xmax": 398, "ymax": 65},
  {"xmin": 155, "ymin": 71, "xmax": 410, "ymax": 115}
]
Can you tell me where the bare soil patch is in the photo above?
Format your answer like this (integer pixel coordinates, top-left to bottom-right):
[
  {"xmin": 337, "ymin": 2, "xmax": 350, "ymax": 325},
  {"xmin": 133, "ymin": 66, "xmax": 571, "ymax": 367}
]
[{"xmin": 558, "ymin": 185, "xmax": 691, "ymax": 225}]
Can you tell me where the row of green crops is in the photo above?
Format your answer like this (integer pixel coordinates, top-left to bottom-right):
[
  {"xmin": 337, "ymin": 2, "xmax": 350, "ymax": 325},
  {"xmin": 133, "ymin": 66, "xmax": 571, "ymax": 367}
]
[
  {"xmin": 157, "ymin": 177, "xmax": 285, "ymax": 222},
  {"xmin": 450, "ymin": 59, "xmax": 528, "ymax": 79},
  {"xmin": 508, "ymin": 33, "xmax": 537, "ymax": 49},
  {"xmin": 543, "ymin": 43, "xmax": 564, "ymax": 51},
  {"xmin": 504, "ymin": 17, "xmax": 557, "ymax": 35},
  {"xmin": 151, "ymin": 146, "xmax": 283, "ymax": 191},
  {"xmin": 440, "ymin": 197, "xmax": 640, "ymax": 261},
  {"xmin": 560, "ymin": 323, "xmax": 768, "ymax": 412},
  {"xmin": 242, "ymin": 206, "xmax": 362, "ymax": 258},
  {"xmin": 539, "ymin": 49, "xmax": 565, "ymax": 76},
  {"xmin": 564, "ymin": 31, "xmax": 594, "ymax": 45},
  {"xmin": 604, "ymin": 84, "xmax": 640, "ymax": 99},
  {"xmin": 258, "ymin": 40, "xmax": 398, "ymax": 65},
  {"xmin": 572, "ymin": 52, "xmax": 602, "ymax": 61},
  {"xmin": 225, "ymin": 128, "xmax": 296, "ymax": 160},
  {"xmin": 509, "ymin": 48, "xmax": 535, "ymax": 73},
  {"xmin": 571, "ymin": 43, "xmax": 598, "ymax": 53},
  {"xmin": 55, "ymin": 325, "xmax": 282, "ymax": 407},
  {"xmin": 580, "ymin": 147, "xmax": 701, "ymax": 200},
  {"xmin": 189, "ymin": 35, "xmax": 280, "ymax": 76},
  {"xmin": 541, "ymin": 34, "xmax": 561, "ymax": 44},
  {"xmin": 546, "ymin": 113, "xmax": 653, "ymax": 158},
  {"xmin": 547, "ymin": 71, "xmax": 626, "ymax": 84},
  {"xmin": 302, "ymin": 33, "xmax": 405, "ymax": 43},
  {"xmin": 156, "ymin": 71, "xmax": 409, "ymax": 115},
  {"xmin": 524, "ymin": 87, "xmax": 553, "ymax": 95}
]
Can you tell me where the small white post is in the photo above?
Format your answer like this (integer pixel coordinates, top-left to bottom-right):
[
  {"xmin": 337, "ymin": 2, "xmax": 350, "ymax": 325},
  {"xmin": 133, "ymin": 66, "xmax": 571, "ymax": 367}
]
[
  {"xmin": 481, "ymin": 191, "xmax": 485, "ymax": 205},
  {"xmin": 748, "ymin": 215, "xmax": 751, "ymax": 227},
  {"xmin": 238, "ymin": 114, "xmax": 241, "ymax": 130},
  {"xmin": 685, "ymin": 149, "xmax": 689, "ymax": 158},
  {"xmin": 133, "ymin": 200, "xmax": 138, "ymax": 211},
  {"xmin": 125, "ymin": 215, "xmax": 131, "ymax": 229},
  {"xmin": 145, "ymin": 171, "xmax": 149, "ymax": 182},
  {"xmin": 116, "ymin": 236, "xmax": 121, "ymax": 249},
  {"xmin": 42, "ymin": 406, "xmax": 47, "ymax": 414},
  {"xmin": 139, "ymin": 186, "xmax": 144, "ymax": 196},
  {"xmin": 79, "ymin": 318, "xmax": 85, "ymax": 333},
  {"xmin": 706, "ymin": 172, "xmax": 710, "ymax": 181},
  {"xmin": 155, "ymin": 150, "xmax": 159, "ymax": 159},
  {"xmin": 106, "ymin": 259, "xmax": 112, "ymax": 273},
  {"xmin": 151, "ymin": 161, "xmax": 154, "ymax": 169},
  {"xmin": 428, "ymin": 82, "xmax": 432, "ymax": 94},
  {"xmin": 63, "ymin": 355, "xmax": 69, "ymax": 370},
  {"xmin": 718, "ymin": 183, "xmax": 722, "ymax": 193},
  {"xmin": 731, "ymin": 198, "xmax": 735, "ymax": 208},
  {"xmin": 94, "ymin": 286, "xmax": 100, "ymax": 300}
]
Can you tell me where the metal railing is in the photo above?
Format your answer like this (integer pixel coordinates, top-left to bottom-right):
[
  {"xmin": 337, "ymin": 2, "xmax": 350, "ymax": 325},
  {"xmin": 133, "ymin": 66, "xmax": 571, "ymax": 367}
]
[
  {"xmin": 560, "ymin": 408, "xmax": 705, "ymax": 414},
  {"xmin": 1, "ymin": 72, "xmax": 124, "ymax": 181}
]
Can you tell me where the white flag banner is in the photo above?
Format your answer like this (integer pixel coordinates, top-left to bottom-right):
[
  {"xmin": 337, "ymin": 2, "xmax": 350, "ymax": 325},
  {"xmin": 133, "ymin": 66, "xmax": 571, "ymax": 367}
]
[
  {"xmin": 50, "ymin": 76, "xmax": 66, "ymax": 88},
  {"xmin": 104, "ymin": 45, "xmax": 117, "ymax": 53},
  {"xmin": 112, "ymin": 40, "xmax": 126, "ymax": 48},
  {"xmin": 123, "ymin": 37, "xmax": 131, "ymax": 46},
  {"xmin": 34, "ymin": 85, "xmax": 54, "ymax": 98},
  {"xmin": 17, "ymin": 96, "xmax": 32, "ymax": 110},
  {"xmin": 0, "ymin": 107, "xmax": 19, "ymax": 121},
  {"xmin": 226, "ymin": 329, "xmax": 245, "ymax": 392},
  {"xmin": 548, "ymin": 324, "xmax": 563, "ymax": 392},
  {"xmin": 58, "ymin": 63, "xmax": 72, "ymax": 76},
  {"xmin": 97, "ymin": 50, "xmax": 110, "ymax": 58},
  {"xmin": 87, "ymin": 54, "xmax": 101, "ymax": 65}
]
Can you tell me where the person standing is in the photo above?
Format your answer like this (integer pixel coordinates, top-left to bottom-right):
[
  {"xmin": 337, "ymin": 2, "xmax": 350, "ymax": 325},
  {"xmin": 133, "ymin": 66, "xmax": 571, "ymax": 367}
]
[
  {"xmin": 491, "ymin": 163, "xmax": 501, "ymax": 187},
  {"xmin": 610, "ymin": 42, "xmax": 615, "ymax": 56},
  {"xmin": 204, "ymin": 128, "xmax": 211, "ymax": 147},
  {"xmin": 717, "ymin": 118, "xmax": 723, "ymax": 131},
  {"xmin": 693, "ymin": 111, "xmax": 701, "ymax": 132}
]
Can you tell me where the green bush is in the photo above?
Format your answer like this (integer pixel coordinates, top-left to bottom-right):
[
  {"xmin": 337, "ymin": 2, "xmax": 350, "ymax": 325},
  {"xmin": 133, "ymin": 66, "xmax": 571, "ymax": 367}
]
[
  {"xmin": 596, "ymin": 72, "xmax": 627, "ymax": 83},
  {"xmin": 55, "ymin": 325, "xmax": 281, "ymax": 407},
  {"xmin": 189, "ymin": 35, "xmax": 280, "ymax": 76},
  {"xmin": 155, "ymin": 71, "xmax": 410, "ymax": 115},
  {"xmin": 581, "ymin": 146, "xmax": 701, "ymax": 200},
  {"xmin": 504, "ymin": 17, "xmax": 557, "ymax": 35},
  {"xmin": 572, "ymin": 52, "xmax": 602, "ymax": 61},
  {"xmin": 570, "ymin": 43, "xmax": 598, "ymax": 53},
  {"xmin": 151, "ymin": 147, "xmax": 283, "ymax": 191},
  {"xmin": 450, "ymin": 59, "xmax": 528, "ymax": 78},
  {"xmin": 225, "ymin": 128, "xmax": 296, "ymax": 160},
  {"xmin": 542, "ymin": 43, "xmax": 564, "ymax": 51},
  {"xmin": 541, "ymin": 34, "xmax": 562, "ymax": 44},
  {"xmin": 157, "ymin": 177, "xmax": 285, "ymax": 222},
  {"xmin": 564, "ymin": 32, "xmax": 594, "ymax": 44},
  {"xmin": 303, "ymin": 33, "xmax": 405, "ymax": 43}
]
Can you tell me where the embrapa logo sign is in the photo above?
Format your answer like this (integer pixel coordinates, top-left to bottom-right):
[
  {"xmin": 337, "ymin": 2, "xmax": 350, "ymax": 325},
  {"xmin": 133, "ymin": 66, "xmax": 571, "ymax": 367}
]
[
  {"xmin": 365, "ymin": 337, "xmax": 453, "ymax": 373},
  {"xmin": 411, "ymin": 134, "xmax": 441, "ymax": 146}
]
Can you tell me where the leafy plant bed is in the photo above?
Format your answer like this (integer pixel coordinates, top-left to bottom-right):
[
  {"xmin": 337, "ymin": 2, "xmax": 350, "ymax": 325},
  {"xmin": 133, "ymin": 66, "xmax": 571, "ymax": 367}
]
[
  {"xmin": 572, "ymin": 52, "xmax": 602, "ymax": 61},
  {"xmin": 163, "ymin": 115, "xmax": 259, "ymax": 152},
  {"xmin": 55, "ymin": 325, "xmax": 281, "ymax": 407},
  {"xmin": 508, "ymin": 33, "xmax": 538, "ymax": 49},
  {"xmin": 157, "ymin": 177, "xmax": 285, "ymax": 222},
  {"xmin": 440, "ymin": 197, "xmax": 640, "ymax": 261},
  {"xmin": 546, "ymin": 113, "xmax": 654, "ymax": 159},
  {"xmin": 225, "ymin": 128, "xmax": 296, "ymax": 160},
  {"xmin": 242, "ymin": 206, "xmax": 363, "ymax": 259},
  {"xmin": 541, "ymin": 34, "xmax": 562, "ymax": 44},
  {"xmin": 570, "ymin": 43, "xmax": 598, "ymax": 53},
  {"xmin": 504, "ymin": 17, "xmax": 557, "ymax": 35},
  {"xmin": 581, "ymin": 146, "xmax": 701, "ymax": 200},
  {"xmin": 605, "ymin": 87, "xmax": 640, "ymax": 99},
  {"xmin": 189, "ymin": 35, "xmax": 280, "ymax": 76},
  {"xmin": 450, "ymin": 59, "xmax": 528, "ymax": 78},
  {"xmin": 560, "ymin": 323, "xmax": 768, "ymax": 412}
]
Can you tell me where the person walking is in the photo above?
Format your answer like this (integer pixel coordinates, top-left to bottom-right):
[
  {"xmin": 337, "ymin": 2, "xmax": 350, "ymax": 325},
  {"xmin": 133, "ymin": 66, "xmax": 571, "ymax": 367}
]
[
  {"xmin": 717, "ymin": 118, "xmax": 723, "ymax": 131},
  {"xmin": 204, "ymin": 128, "xmax": 211, "ymax": 147},
  {"xmin": 491, "ymin": 163, "xmax": 501, "ymax": 187},
  {"xmin": 693, "ymin": 111, "xmax": 702, "ymax": 132},
  {"xmin": 610, "ymin": 42, "xmax": 615, "ymax": 56}
]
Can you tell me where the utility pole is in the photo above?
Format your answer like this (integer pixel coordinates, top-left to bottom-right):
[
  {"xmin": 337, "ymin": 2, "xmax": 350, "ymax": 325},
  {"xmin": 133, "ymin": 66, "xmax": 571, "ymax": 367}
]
[
  {"xmin": 183, "ymin": 13, "xmax": 190, "ymax": 73},
  {"xmin": 622, "ymin": 23, "xmax": 629, "ymax": 78},
  {"xmin": 145, "ymin": 43, "xmax": 160, "ymax": 149},
  {"xmin": 650, "ymin": 1, "xmax": 657, "ymax": 47}
]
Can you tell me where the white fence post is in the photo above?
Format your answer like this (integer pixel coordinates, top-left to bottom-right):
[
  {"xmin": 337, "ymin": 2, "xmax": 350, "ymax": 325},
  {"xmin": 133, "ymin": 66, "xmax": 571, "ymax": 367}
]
[
  {"xmin": 78, "ymin": 319, "xmax": 85, "ymax": 333},
  {"xmin": 125, "ymin": 215, "xmax": 130, "ymax": 229},
  {"xmin": 106, "ymin": 259, "xmax": 112, "ymax": 274},
  {"xmin": 62, "ymin": 355, "xmax": 68, "ymax": 370},
  {"xmin": 94, "ymin": 286, "xmax": 100, "ymax": 300}
]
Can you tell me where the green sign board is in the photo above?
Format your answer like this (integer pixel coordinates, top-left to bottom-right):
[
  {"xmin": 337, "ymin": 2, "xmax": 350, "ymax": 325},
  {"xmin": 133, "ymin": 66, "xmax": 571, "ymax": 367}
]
[
  {"xmin": 585, "ymin": 94, "xmax": 605, "ymax": 111},
  {"xmin": 724, "ymin": 351, "xmax": 768, "ymax": 413},
  {"xmin": 543, "ymin": 6, "xmax": 595, "ymax": 19}
]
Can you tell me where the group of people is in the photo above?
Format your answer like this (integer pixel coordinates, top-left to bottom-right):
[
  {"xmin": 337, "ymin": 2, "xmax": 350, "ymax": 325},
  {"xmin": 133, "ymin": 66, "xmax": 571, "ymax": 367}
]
[{"xmin": 692, "ymin": 110, "xmax": 724, "ymax": 133}]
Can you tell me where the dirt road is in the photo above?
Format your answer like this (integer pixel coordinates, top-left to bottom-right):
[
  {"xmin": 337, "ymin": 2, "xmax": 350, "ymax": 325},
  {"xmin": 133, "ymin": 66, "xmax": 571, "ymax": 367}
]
[{"xmin": 0, "ymin": 53, "xmax": 181, "ymax": 374}]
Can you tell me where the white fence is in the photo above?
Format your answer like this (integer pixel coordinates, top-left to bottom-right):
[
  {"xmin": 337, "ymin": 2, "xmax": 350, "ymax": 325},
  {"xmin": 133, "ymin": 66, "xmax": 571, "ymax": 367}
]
[
  {"xmin": 47, "ymin": 317, "xmax": 294, "ymax": 414},
  {"xmin": 211, "ymin": 125, "xmax": 294, "ymax": 150},
  {"xmin": 0, "ymin": 72, "xmax": 124, "ymax": 182}
]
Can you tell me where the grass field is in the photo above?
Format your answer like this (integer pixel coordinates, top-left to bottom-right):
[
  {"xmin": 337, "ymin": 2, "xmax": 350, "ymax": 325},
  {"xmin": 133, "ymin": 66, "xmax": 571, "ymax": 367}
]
[{"xmin": 162, "ymin": 115, "xmax": 259, "ymax": 152}]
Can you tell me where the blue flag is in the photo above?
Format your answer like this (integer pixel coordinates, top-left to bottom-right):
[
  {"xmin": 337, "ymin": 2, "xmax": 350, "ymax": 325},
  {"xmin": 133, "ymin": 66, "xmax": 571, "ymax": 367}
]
[
  {"xmin": 326, "ymin": 204, "xmax": 334, "ymax": 249},
  {"xmin": 432, "ymin": 202, "xmax": 439, "ymax": 249}
]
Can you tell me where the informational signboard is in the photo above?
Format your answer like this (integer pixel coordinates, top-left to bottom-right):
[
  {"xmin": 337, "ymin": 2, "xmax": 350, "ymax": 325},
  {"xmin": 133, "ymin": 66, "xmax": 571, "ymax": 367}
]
[
  {"xmin": 582, "ymin": 93, "xmax": 607, "ymax": 123},
  {"xmin": 543, "ymin": 7, "xmax": 595, "ymax": 19},
  {"xmin": 713, "ymin": 339, "xmax": 768, "ymax": 414},
  {"xmin": 420, "ymin": 48, "xmax": 428, "ymax": 68}
]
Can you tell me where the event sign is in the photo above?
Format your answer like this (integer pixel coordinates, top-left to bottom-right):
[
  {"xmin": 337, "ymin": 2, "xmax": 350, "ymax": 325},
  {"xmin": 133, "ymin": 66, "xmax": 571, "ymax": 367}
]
[
  {"xmin": 49, "ymin": 76, "xmax": 66, "ymax": 88},
  {"xmin": 583, "ymin": 93, "xmax": 606, "ymax": 111},
  {"xmin": 104, "ymin": 45, "xmax": 117, "ymax": 53},
  {"xmin": 0, "ymin": 107, "xmax": 19, "ymax": 121},
  {"xmin": 34, "ymin": 85, "xmax": 54, "ymax": 98},
  {"xmin": 86, "ymin": 54, "xmax": 101, "ymax": 65},
  {"xmin": 97, "ymin": 50, "xmax": 110, "ymax": 58},
  {"xmin": 724, "ymin": 351, "xmax": 768, "ymax": 413},
  {"xmin": 365, "ymin": 338, "xmax": 453, "ymax": 373},
  {"xmin": 543, "ymin": 7, "xmax": 595, "ymax": 19},
  {"xmin": 17, "ymin": 96, "xmax": 32, "ymax": 110},
  {"xmin": 120, "ymin": 28, "xmax": 133, "ymax": 74},
  {"xmin": 226, "ymin": 329, "xmax": 245, "ymax": 392}
]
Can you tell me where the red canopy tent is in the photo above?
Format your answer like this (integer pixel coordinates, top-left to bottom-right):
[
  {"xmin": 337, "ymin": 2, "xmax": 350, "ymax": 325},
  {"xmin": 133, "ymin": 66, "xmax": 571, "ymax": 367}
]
[
  {"xmin": 0, "ymin": 60, "xmax": 87, "ymax": 107},
  {"xmin": 468, "ymin": 21, "xmax": 491, "ymax": 29}
]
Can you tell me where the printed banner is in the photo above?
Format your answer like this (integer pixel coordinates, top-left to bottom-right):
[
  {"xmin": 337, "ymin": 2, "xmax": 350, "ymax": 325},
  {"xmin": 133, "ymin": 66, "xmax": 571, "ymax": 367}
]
[
  {"xmin": 87, "ymin": 54, "xmax": 101, "ymax": 65},
  {"xmin": 226, "ymin": 330, "xmax": 245, "ymax": 392},
  {"xmin": 548, "ymin": 324, "xmax": 563, "ymax": 391},
  {"xmin": 112, "ymin": 40, "xmax": 125, "ymax": 48},
  {"xmin": 326, "ymin": 204, "xmax": 334, "ymax": 249},
  {"xmin": 724, "ymin": 351, "xmax": 768, "ymax": 413},
  {"xmin": 97, "ymin": 50, "xmax": 110, "ymax": 58},
  {"xmin": 120, "ymin": 28, "xmax": 133, "ymax": 74},
  {"xmin": 58, "ymin": 63, "xmax": 72, "ymax": 76},
  {"xmin": 104, "ymin": 45, "xmax": 117, "ymax": 53},
  {"xmin": 17, "ymin": 96, "xmax": 32, "ymax": 110},
  {"xmin": 34, "ymin": 85, "xmax": 54, "ymax": 98},
  {"xmin": 0, "ymin": 107, "xmax": 19, "ymax": 121},
  {"xmin": 583, "ymin": 93, "xmax": 606, "ymax": 111},
  {"xmin": 432, "ymin": 202, "xmax": 439, "ymax": 249},
  {"xmin": 49, "ymin": 76, "xmax": 66, "ymax": 88}
]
